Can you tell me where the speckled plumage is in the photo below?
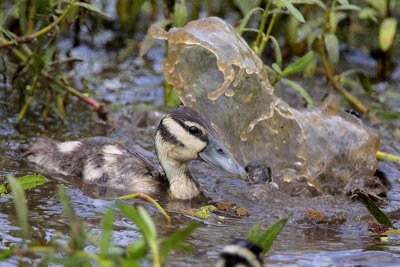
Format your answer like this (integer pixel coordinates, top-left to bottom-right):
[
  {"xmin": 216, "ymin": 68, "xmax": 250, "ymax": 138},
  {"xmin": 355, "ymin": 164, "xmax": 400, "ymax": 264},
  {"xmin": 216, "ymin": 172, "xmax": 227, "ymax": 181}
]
[{"xmin": 25, "ymin": 136, "xmax": 167, "ymax": 195}]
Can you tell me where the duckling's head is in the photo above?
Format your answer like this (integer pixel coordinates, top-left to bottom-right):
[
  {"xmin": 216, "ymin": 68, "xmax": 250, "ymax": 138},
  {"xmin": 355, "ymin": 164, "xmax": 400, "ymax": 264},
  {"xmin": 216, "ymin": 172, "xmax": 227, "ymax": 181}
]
[{"xmin": 155, "ymin": 106, "xmax": 247, "ymax": 199}]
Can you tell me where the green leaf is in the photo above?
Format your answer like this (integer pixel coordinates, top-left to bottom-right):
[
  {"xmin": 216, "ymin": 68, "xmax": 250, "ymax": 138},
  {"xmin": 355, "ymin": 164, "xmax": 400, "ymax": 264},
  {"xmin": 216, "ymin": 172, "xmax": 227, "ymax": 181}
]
[
  {"xmin": 339, "ymin": 69, "xmax": 373, "ymax": 94},
  {"xmin": 272, "ymin": 63, "xmax": 282, "ymax": 74},
  {"xmin": 291, "ymin": 0, "xmax": 326, "ymax": 10},
  {"xmin": 366, "ymin": 0, "xmax": 386, "ymax": 16},
  {"xmin": 379, "ymin": 18, "xmax": 397, "ymax": 52},
  {"xmin": 282, "ymin": 51, "xmax": 315, "ymax": 76},
  {"xmin": 127, "ymin": 238, "xmax": 149, "ymax": 259},
  {"xmin": 358, "ymin": 7, "xmax": 378, "ymax": 23},
  {"xmin": 160, "ymin": 222, "xmax": 198, "ymax": 262},
  {"xmin": 356, "ymin": 191, "xmax": 394, "ymax": 228},
  {"xmin": 233, "ymin": 0, "xmax": 261, "ymax": 16},
  {"xmin": 246, "ymin": 224, "xmax": 261, "ymax": 244},
  {"xmin": 269, "ymin": 36, "xmax": 282, "ymax": 68},
  {"xmin": 7, "ymin": 177, "xmax": 29, "ymax": 238},
  {"xmin": 100, "ymin": 208, "xmax": 114, "ymax": 257},
  {"xmin": 73, "ymin": 2, "xmax": 109, "ymax": 17},
  {"xmin": 166, "ymin": 88, "xmax": 180, "ymax": 108},
  {"xmin": 173, "ymin": 0, "xmax": 187, "ymax": 27},
  {"xmin": 334, "ymin": 4, "xmax": 361, "ymax": 11},
  {"xmin": 0, "ymin": 249, "xmax": 13, "ymax": 260},
  {"xmin": 116, "ymin": 202, "xmax": 156, "ymax": 241},
  {"xmin": 376, "ymin": 111, "xmax": 400, "ymax": 121},
  {"xmin": 18, "ymin": 0, "xmax": 27, "ymax": 35},
  {"xmin": 237, "ymin": 7, "xmax": 264, "ymax": 35},
  {"xmin": 281, "ymin": 78, "xmax": 314, "ymax": 108},
  {"xmin": 324, "ymin": 33, "xmax": 339, "ymax": 65},
  {"xmin": 337, "ymin": 0, "xmax": 349, "ymax": 5},
  {"xmin": 138, "ymin": 206, "xmax": 157, "ymax": 240},
  {"xmin": 280, "ymin": 0, "xmax": 305, "ymax": 23},
  {"xmin": 303, "ymin": 52, "xmax": 317, "ymax": 78},
  {"xmin": 246, "ymin": 218, "xmax": 288, "ymax": 254}
]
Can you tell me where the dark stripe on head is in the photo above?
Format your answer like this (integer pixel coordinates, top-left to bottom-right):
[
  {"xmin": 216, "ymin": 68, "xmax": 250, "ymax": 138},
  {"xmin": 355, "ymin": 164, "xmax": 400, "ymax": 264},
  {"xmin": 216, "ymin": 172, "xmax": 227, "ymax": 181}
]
[
  {"xmin": 171, "ymin": 106, "xmax": 217, "ymax": 137},
  {"xmin": 158, "ymin": 121, "xmax": 185, "ymax": 147},
  {"xmin": 232, "ymin": 239, "xmax": 262, "ymax": 256},
  {"xmin": 172, "ymin": 118, "xmax": 209, "ymax": 142},
  {"xmin": 219, "ymin": 253, "xmax": 259, "ymax": 267}
]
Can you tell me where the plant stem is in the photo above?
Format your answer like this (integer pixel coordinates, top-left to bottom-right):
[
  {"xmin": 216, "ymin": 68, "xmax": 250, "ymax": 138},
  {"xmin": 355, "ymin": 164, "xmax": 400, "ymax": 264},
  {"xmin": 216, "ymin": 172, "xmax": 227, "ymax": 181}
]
[
  {"xmin": 253, "ymin": 0, "xmax": 273, "ymax": 54},
  {"xmin": 0, "ymin": 0, "xmax": 76, "ymax": 48},
  {"xmin": 318, "ymin": 1, "xmax": 378, "ymax": 122},
  {"xmin": 258, "ymin": 12, "xmax": 277, "ymax": 57},
  {"xmin": 117, "ymin": 193, "xmax": 171, "ymax": 225},
  {"xmin": 376, "ymin": 151, "xmax": 400, "ymax": 163},
  {"xmin": 42, "ymin": 71, "xmax": 108, "ymax": 120}
]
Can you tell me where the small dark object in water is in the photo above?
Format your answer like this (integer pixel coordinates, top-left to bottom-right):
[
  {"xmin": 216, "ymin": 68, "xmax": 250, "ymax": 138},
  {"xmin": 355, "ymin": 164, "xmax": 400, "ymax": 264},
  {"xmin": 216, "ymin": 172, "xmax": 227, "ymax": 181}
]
[
  {"xmin": 216, "ymin": 239, "xmax": 263, "ymax": 267},
  {"xmin": 245, "ymin": 161, "xmax": 272, "ymax": 184}
]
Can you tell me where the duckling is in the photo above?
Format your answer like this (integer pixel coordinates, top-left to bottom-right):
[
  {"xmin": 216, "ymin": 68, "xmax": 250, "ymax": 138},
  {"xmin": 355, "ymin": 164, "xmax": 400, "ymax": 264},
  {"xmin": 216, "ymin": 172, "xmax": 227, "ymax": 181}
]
[
  {"xmin": 216, "ymin": 239, "xmax": 263, "ymax": 267},
  {"xmin": 25, "ymin": 106, "xmax": 247, "ymax": 200}
]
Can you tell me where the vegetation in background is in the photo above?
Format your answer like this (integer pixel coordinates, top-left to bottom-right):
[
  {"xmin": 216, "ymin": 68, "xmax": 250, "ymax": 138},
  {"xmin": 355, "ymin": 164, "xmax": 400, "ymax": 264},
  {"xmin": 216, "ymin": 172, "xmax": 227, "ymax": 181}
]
[
  {"xmin": 0, "ymin": 176, "xmax": 287, "ymax": 265},
  {"xmin": 1, "ymin": 0, "xmax": 398, "ymax": 122},
  {"xmin": 0, "ymin": 0, "xmax": 110, "ymax": 123}
]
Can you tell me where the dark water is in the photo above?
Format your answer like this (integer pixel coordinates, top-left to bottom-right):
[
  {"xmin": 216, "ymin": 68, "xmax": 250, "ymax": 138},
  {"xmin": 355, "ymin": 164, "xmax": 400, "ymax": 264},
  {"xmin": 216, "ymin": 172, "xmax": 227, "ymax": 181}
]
[{"xmin": 1, "ymin": 28, "xmax": 400, "ymax": 266}]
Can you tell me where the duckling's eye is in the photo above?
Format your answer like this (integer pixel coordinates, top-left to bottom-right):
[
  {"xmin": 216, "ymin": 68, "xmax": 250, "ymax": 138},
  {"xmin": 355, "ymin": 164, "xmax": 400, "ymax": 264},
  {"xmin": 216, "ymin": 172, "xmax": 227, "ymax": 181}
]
[{"xmin": 188, "ymin": 126, "xmax": 201, "ymax": 135}]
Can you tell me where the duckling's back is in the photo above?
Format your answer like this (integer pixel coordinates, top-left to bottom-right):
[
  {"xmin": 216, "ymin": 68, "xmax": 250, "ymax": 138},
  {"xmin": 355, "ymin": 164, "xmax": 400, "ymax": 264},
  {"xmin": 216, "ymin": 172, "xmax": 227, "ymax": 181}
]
[{"xmin": 25, "ymin": 137, "xmax": 167, "ymax": 195}]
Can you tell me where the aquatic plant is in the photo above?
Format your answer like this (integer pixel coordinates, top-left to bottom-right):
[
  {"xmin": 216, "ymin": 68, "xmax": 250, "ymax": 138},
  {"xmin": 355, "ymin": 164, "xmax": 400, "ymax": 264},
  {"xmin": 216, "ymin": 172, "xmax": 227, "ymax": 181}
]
[
  {"xmin": 0, "ymin": 0, "xmax": 108, "ymax": 122},
  {"xmin": 0, "ymin": 177, "xmax": 287, "ymax": 266},
  {"xmin": 0, "ymin": 177, "xmax": 197, "ymax": 266},
  {"xmin": 237, "ymin": 0, "xmax": 399, "ymax": 121}
]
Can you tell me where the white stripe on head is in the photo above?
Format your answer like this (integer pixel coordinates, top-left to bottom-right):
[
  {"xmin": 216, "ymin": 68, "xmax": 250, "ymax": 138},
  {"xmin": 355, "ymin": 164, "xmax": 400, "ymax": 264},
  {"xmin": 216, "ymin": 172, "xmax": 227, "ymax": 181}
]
[
  {"xmin": 162, "ymin": 117, "xmax": 207, "ymax": 158},
  {"xmin": 57, "ymin": 141, "xmax": 82, "ymax": 153},
  {"xmin": 221, "ymin": 245, "xmax": 262, "ymax": 267}
]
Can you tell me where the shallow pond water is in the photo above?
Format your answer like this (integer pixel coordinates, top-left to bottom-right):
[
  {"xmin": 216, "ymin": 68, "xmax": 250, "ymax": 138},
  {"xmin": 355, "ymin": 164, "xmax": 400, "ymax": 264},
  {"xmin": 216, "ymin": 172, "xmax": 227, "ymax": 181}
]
[{"xmin": 1, "ymin": 22, "xmax": 400, "ymax": 266}]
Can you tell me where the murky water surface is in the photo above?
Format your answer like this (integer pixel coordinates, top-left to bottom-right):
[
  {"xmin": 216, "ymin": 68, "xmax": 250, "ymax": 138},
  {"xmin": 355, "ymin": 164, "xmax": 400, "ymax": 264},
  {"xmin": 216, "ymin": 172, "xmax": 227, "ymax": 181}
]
[{"xmin": 1, "ymin": 25, "xmax": 400, "ymax": 266}]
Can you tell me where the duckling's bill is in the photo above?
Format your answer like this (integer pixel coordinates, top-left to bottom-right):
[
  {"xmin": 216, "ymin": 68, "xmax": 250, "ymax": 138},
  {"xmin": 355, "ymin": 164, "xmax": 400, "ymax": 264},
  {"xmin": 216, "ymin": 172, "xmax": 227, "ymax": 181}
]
[{"xmin": 198, "ymin": 137, "xmax": 247, "ymax": 179}]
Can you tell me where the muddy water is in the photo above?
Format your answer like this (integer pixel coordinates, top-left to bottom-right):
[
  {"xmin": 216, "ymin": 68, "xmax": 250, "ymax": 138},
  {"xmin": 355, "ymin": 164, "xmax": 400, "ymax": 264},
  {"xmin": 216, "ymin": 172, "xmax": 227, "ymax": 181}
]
[{"xmin": 1, "ymin": 34, "xmax": 400, "ymax": 267}]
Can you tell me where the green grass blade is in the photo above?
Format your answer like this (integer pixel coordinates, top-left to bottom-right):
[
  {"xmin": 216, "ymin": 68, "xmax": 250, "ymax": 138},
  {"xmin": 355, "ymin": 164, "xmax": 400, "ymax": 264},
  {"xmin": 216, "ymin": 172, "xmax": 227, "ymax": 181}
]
[
  {"xmin": 100, "ymin": 207, "xmax": 114, "ymax": 257},
  {"xmin": 280, "ymin": 0, "xmax": 305, "ymax": 23},
  {"xmin": 160, "ymin": 222, "xmax": 198, "ymax": 262},
  {"xmin": 281, "ymin": 78, "xmax": 314, "ymax": 108},
  {"xmin": 7, "ymin": 176, "xmax": 30, "ymax": 239},
  {"xmin": 356, "ymin": 191, "xmax": 394, "ymax": 228},
  {"xmin": 116, "ymin": 202, "xmax": 156, "ymax": 241},
  {"xmin": 0, "ymin": 249, "xmax": 13, "ymax": 261},
  {"xmin": 249, "ymin": 218, "xmax": 288, "ymax": 254},
  {"xmin": 282, "ymin": 51, "xmax": 315, "ymax": 76},
  {"xmin": 57, "ymin": 186, "xmax": 86, "ymax": 250},
  {"xmin": 245, "ymin": 224, "xmax": 261, "ymax": 245}
]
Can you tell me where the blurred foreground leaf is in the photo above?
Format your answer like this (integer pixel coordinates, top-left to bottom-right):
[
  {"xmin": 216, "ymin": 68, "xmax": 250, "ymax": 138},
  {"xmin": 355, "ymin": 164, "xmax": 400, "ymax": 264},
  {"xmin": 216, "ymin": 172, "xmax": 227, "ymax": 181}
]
[
  {"xmin": 57, "ymin": 186, "xmax": 86, "ymax": 250},
  {"xmin": 7, "ymin": 177, "xmax": 29, "ymax": 238},
  {"xmin": 160, "ymin": 222, "xmax": 198, "ymax": 262},
  {"xmin": 246, "ymin": 218, "xmax": 288, "ymax": 254}
]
